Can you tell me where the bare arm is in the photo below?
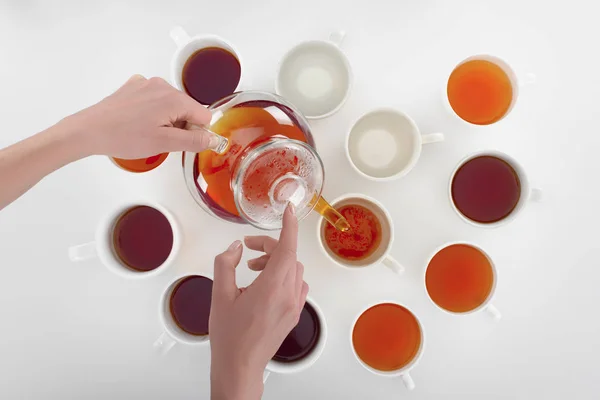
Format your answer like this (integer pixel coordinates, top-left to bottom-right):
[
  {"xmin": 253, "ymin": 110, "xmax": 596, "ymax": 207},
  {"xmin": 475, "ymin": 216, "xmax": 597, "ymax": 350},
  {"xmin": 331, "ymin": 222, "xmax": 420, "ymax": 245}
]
[
  {"xmin": 0, "ymin": 75, "xmax": 219, "ymax": 211},
  {"xmin": 0, "ymin": 120, "xmax": 86, "ymax": 209}
]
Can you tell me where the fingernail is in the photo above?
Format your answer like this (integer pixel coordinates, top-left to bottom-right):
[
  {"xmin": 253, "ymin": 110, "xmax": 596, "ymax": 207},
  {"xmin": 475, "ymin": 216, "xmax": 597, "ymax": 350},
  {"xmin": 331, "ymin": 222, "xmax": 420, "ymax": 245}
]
[
  {"xmin": 247, "ymin": 259, "xmax": 257, "ymax": 268},
  {"xmin": 287, "ymin": 202, "xmax": 296, "ymax": 216},
  {"xmin": 228, "ymin": 240, "xmax": 242, "ymax": 251},
  {"xmin": 208, "ymin": 134, "xmax": 229, "ymax": 153}
]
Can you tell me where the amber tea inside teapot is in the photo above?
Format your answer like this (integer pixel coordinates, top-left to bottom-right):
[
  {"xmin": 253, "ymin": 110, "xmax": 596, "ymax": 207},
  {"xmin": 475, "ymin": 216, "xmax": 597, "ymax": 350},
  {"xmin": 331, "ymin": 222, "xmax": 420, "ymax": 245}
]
[{"xmin": 182, "ymin": 91, "xmax": 350, "ymax": 231}]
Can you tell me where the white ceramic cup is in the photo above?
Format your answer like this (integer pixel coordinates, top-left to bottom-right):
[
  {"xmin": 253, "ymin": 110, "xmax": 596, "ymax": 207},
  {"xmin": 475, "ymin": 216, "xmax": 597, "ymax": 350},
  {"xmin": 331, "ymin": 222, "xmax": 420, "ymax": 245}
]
[
  {"xmin": 154, "ymin": 272, "xmax": 214, "ymax": 355},
  {"xmin": 350, "ymin": 302, "xmax": 425, "ymax": 391},
  {"xmin": 346, "ymin": 108, "xmax": 444, "ymax": 181},
  {"xmin": 443, "ymin": 54, "xmax": 536, "ymax": 126},
  {"xmin": 424, "ymin": 242, "xmax": 501, "ymax": 320},
  {"xmin": 275, "ymin": 31, "xmax": 352, "ymax": 119},
  {"xmin": 169, "ymin": 26, "xmax": 244, "ymax": 97},
  {"xmin": 68, "ymin": 201, "xmax": 180, "ymax": 279},
  {"xmin": 449, "ymin": 150, "xmax": 542, "ymax": 228},
  {"xmin": 263, "ymin": 296, "xmax": 328, "ymax": 381},
  {"xmin": 317, "ymin": 193, "xmax": 404, "ymax": 274}
]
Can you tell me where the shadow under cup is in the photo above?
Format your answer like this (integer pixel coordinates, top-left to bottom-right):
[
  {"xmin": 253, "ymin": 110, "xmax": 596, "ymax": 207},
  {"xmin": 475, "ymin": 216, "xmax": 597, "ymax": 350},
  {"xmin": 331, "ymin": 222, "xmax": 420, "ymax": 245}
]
[{"xmin": 319, "ymin": 196, "xmax": 392, "ymax": 268}]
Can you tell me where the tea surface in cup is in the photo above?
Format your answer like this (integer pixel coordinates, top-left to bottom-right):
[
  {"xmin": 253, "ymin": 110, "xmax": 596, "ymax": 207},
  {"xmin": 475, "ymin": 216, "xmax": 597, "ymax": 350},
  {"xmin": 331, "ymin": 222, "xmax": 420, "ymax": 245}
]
[
  {"xmin": 324, "ymin": 204, "xmax": 382, "ymax": 261},
  {"xmin": 273, "ymin": 302, "xmax": 320, "ymax": 363},
  {"xmin": 169, "ymin": 275, "xmax": 213, "ymax": 336},
  {"xmin": 447, "ymin": 59, "xmax": 513, "ymax": 125},
  {"xmin": 352, "ymin": 303, "xmax": 421, "ymax": 371},
  {"xmin": 451, "ymin": 155, "xmax": 521, "ymax": 223},
  {"xmin": 112, "ymin": 206, "xmax": 173, "ymax": 271},
  {"xmin": 182, "ymin": 47, "xmax": 241, "ymax": 105},
  {"xmin": 426, "ymin": 244, "xmax": 494, "ymax": 313}
]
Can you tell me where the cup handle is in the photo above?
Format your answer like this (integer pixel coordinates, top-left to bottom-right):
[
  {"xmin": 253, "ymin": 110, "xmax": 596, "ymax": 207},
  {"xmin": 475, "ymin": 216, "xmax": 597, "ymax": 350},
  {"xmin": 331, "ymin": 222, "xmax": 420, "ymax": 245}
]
[
  {"xmin": 530, "ymin": 188, "xmax": 543, "ymax": 202},
  {"xmin": 486, "ymin": 304, "xmax": 502, "ymax": 321},
  {"xmin": 262, "ymin": 370, "xmax": 271, "ymax": 383},
  {"xmin": 68, "ymin": 242, "xmax": 97, "ymax": 262},
  {"xmin": 401, "ymin": 372, "xmax": 415, "ymax": 391},
  {"xmin": 329, "ymin": 30, "xmax": 346, "ymax": 47},
  {"xmin": 153, "ymin": 332, "xmax": 177, "ymax": 355},
  {"xmin": 421, "ymin": 133, "xmax": 444, "ymax": 145},
  {"xmin": 382, "ymin": 255, "xmax": 405, "ymax": 275},
  {"xmin": 170, "ymin": 26, "xmax": 191, "ymax": 48},
  {"xmin": 519, "ymin": 72, "xmax": 537, "ymax": 87}
]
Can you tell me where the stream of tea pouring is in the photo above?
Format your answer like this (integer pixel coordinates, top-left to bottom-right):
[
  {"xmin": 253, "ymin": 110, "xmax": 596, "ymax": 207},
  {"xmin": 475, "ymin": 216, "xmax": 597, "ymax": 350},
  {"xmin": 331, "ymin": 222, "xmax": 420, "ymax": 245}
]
[{"xmin": 267, "ymin": 174, "xmax": 351, "ymax": 232}]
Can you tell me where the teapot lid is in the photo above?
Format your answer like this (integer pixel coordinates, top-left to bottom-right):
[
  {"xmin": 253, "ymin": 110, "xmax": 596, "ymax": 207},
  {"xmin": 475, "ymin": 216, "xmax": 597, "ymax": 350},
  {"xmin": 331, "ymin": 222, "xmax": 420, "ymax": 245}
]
[{"xmin": 233, "ymin": 138, "xmax": 324, "ymax": 230}]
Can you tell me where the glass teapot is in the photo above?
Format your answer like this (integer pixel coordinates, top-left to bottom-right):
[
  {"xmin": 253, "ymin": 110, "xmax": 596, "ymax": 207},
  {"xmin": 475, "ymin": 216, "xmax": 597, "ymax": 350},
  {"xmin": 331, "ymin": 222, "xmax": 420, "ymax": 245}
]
[{"xmin": 182, "ymin": 91, "xmax": 349, "ymax": 231}]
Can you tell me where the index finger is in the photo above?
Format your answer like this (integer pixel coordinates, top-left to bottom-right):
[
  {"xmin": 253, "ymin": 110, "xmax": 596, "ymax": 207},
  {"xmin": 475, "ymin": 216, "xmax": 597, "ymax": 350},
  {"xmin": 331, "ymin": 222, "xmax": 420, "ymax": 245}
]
[
  {"xmin": 276, "ymin": 203, "xmax": 298, "ymax": 255},
  {"xmin": 254, "ymin": 204, "xmax": 298, "ymax": 284}
]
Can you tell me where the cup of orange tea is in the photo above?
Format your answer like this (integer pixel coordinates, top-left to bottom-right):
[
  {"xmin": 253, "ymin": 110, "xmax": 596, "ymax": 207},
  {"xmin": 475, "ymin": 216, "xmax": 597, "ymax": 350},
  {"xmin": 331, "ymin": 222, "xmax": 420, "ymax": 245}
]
[
  {"xmin": 424, "ymin": 242, "xmax": 501, "ymax": 320},
  {"xmin": 111, "ymin": 154, "xmax": 169, "ymax": 173},
  {"xmin": 351, "ymin": 302, "xmax": 424, "ymax": 390},
  {"xmin": 444, "ymin": 54, "xmax": 535, "ymax": 126},
  {"xmin": 316, "ymin": 193, "xmax": 404, "ymax": 274}
]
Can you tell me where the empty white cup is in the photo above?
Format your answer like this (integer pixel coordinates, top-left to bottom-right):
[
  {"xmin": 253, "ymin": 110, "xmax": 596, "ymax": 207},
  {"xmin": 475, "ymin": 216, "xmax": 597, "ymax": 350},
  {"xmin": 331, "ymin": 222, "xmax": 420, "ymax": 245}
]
[
  {"xmin": 346, "ymin": 108, "xmax": 444, "ymax": 181},
  {"xmin": 276, "ymin": 31, "xmax": 352, "ymax": 119}
]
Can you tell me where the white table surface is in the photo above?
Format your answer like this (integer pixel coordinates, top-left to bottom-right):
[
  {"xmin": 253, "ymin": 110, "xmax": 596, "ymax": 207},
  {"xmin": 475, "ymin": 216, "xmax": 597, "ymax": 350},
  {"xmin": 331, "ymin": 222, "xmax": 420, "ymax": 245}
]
[{"xmin": 0, "ymin": 0, "xmax": 598, "ymax": 399}]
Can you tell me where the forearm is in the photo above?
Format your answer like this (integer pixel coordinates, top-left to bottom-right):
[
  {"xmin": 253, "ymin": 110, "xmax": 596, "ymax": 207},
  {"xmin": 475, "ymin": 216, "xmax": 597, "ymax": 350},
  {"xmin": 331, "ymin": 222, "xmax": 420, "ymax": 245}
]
[{"xmin": 0, "ymin": 119, "xmax": 88, "ymax": 210}]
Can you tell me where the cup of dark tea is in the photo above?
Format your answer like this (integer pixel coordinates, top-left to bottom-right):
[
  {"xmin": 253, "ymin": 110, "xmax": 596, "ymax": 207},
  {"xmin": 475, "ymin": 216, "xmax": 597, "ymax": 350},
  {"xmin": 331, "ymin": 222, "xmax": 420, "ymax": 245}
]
[
  {"xmin": 449, "ymin": 151, "xmax": 542, "ymax": 227},
  {"xmin": 68, "ymin": 201, "xmax": 180, "ymax": 279},
  {"xmin": 170, "ymin": 26, "xmax": 243, "ymax": 105},
  {"xmin": 154, "ymin": 273, "xmax": 214, "ymax": 354},
  {"xmin": 263, "ymin": 296, "xmax": 328, "ymax": 381}
]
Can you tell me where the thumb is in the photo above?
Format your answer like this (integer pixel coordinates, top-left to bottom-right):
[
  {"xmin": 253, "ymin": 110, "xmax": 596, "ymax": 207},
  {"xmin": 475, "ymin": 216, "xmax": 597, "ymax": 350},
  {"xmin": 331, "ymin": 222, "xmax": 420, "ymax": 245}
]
[
  {"xmin": 160, "ymin": 126, "xmax": 227, "ymax": 153},
  {"xmin": 213, "ymin": 240, "xmax": 243, "ymax": 301}
]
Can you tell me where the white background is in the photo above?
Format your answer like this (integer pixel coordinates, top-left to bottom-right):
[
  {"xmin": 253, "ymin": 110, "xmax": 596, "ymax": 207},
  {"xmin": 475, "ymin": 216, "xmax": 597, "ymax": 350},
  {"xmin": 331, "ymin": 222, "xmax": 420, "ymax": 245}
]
[{"xmin": 0, "ymin": 0, "xmax": 597, "ymax": 399}]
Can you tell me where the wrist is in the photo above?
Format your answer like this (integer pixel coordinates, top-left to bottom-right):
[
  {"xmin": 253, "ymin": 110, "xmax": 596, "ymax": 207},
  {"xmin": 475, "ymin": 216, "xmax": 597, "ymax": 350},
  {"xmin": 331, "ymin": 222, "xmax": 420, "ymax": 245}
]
[
  {"xmin": 211, "ymin": 359, "xmax": 264, "ymax": 400},
  {"xmin": 52, "ymin": 114, "xmax": 97, "ymax": 160}
]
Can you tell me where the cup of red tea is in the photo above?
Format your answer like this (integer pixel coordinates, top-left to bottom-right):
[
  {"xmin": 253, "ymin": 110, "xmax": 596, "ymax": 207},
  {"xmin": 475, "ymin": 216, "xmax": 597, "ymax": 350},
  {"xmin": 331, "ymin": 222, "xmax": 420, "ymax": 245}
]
[
  {"xmin": 170, "ymin": 26, "xmax": 243, "ymax": 105},
  {"xmin": 351, "ymin": 302, "xmax": 424, "ymax": 390},
  {"xmin": 444, "ymin": 54, "xmax": 536, "ymax": 126},
  {"xmin": 110, "ymin": 153, "xmax": 169, "ymax": 173},
  {"xmin": 424, "ymin": 242, "xmax": 501, "ymax": 320},
  {"xmin": 263, "ymin": 296, "xmax": 327, "ymax": 381},
  {"xmin": 317, "ymin": 194, "xmax": 404, "ymax": 274},
  {"xmin": 449, "ymin": 150, "xmax": 542, "ymax": 227},
  {"xmin": 68, "ymin": 201, "xmax": 180, "ymax": 279},
  {"xmin": 154, "ymin": 273, "xmax": 214, "ymax": 354}
]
